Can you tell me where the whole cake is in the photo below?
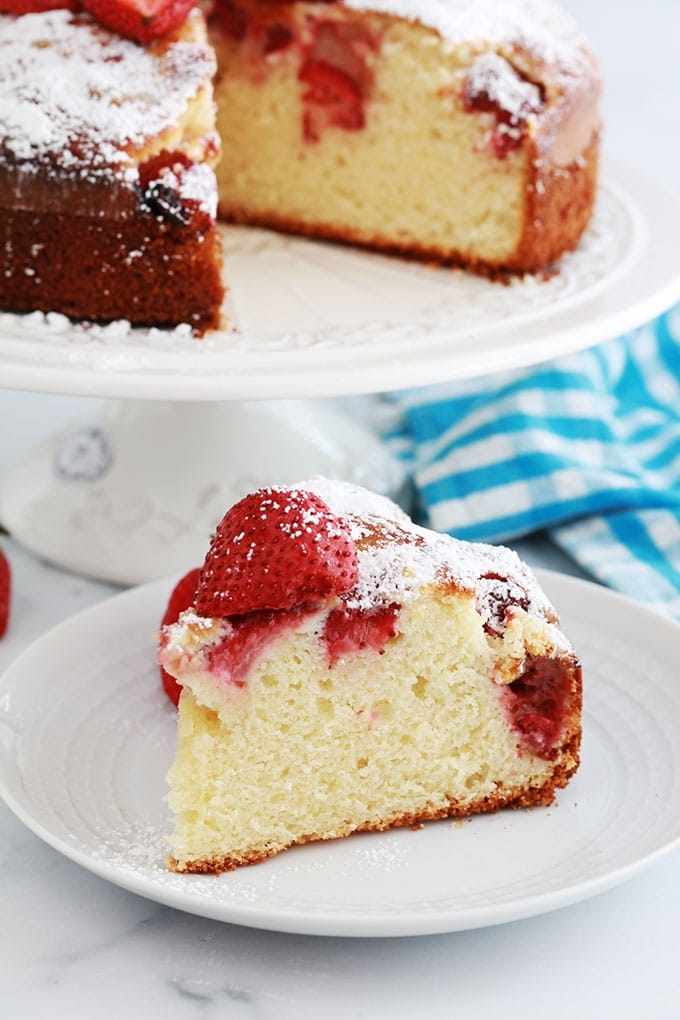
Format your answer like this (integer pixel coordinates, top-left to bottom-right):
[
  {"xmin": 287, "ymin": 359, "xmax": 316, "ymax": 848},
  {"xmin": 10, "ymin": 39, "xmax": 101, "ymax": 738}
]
[
  {"xmin": 158, "ymin": 478, "xmax": 582, "ymax": 873},
  {"xmin": 0, "ymin": 6, "xmax": 225, "ymax": 332},
  {"xmin": 0, "ymin": 0, "xmax": 600, "ymax": 333}
]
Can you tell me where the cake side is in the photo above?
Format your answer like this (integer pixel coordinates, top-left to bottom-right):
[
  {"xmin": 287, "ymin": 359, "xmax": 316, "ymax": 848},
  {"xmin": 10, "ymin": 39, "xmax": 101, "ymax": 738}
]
[
  {"xmin": 210, "ymin": 0, "xmax": 600, "ymax": 273},
  {"xmin": 0, "ymin": 8, "xmax": 226, "ymax": 332},
  {"xmin": 159, "ymin": 479, "xmax": 582, "ymax": 873}
]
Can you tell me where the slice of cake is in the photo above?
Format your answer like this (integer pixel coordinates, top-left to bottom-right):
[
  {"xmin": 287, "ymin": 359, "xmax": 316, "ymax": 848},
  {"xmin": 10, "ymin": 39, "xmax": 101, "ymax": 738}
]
[
  {"xmin": 0, "ymin": 0, "xmax": 601, "ymax": 336},
  {"xmin": 0, "ymin": 6, "xmax": 225, "ymax": 333},
  {"xmin": 158, "ymin": 478, "xmax": 582, "ymax": 873},
  {"xmin": 209, "ymin": 0, "xmax": 601, "ymax": 273}
]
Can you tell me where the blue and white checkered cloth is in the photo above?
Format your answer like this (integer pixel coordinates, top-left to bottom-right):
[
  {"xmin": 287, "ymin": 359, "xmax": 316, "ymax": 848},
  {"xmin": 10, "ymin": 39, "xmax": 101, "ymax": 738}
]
[{"xmin": 382, "ymin": 302, "xmax": 680, "ymax": 621}]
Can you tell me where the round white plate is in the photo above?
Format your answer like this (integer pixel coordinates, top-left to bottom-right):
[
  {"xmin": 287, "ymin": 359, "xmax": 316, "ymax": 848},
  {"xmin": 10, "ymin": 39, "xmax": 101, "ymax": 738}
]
[
  {"xmin": 1, "ymin": 160, "xmax": 680, "ymax": 400},
  {"xmin": 0, "ymin": 569, "xmax": 679, "ymax": 937}
]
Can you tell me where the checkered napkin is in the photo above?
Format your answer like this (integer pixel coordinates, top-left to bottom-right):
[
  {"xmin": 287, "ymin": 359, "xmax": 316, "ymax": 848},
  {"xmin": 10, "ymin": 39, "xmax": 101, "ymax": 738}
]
[{"xmin": 382, "ymin": 303, "xmax": 680, "ymax": 620}]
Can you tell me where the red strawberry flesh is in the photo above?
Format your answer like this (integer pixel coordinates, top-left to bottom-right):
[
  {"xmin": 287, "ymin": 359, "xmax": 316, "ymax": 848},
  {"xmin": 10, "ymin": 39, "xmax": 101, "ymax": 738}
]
[
  {"xmin": 81, "ymin": 0, "xmax": 197, "ymax": 45},
  {"xmin": 0, "ymin": 0, "xmax": 75, "ymax": 12},
  {"xmin": 323, "ymin": 603, "xmax": 400, "ymax": 667},
  {"xmin": 194, "ymin": 487, "xmax": 359, "ymax": 618},
  {"xmin": 159, "ymin": 567, "xmax": 200, "ymax": 706},
  {"xmin": 0, "ymin": 547, "xmax": 10, "ymax": 640}
]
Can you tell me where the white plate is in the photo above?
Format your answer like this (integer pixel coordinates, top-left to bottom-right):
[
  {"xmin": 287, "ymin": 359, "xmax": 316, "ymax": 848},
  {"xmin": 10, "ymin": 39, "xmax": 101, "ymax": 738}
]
[
  {"xmin": 1, "ymin": 569, "xmax": 679, "ymax": 937},
  {"xmin": 1, "ymin": 160, "xmax": 680, "ymax": 400}
]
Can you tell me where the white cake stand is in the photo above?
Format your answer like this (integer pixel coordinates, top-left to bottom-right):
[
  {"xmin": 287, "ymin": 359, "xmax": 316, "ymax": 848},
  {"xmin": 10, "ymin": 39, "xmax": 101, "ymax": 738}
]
[{"xmin": 2, "ymin": 158, "xmax": 680, "ymax": 583}]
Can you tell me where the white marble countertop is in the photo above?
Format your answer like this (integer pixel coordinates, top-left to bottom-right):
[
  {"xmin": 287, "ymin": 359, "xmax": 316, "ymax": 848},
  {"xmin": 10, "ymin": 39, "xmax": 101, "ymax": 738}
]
[{"xmin": 2, "ymin": 1, "xmax": 680, "ymax": 1015}]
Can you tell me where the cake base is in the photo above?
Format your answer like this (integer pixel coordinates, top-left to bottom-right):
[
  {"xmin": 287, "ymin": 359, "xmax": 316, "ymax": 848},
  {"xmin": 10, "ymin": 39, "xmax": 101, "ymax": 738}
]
[{"xmin": 166, "ymin": 582, "xmax": 581, "ymax": 874}]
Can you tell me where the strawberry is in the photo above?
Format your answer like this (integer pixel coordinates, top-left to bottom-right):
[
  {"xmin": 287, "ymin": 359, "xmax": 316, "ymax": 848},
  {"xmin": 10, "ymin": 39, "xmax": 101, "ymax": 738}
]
[
  {"xmin": 194, "ymin": 487, "xmax": 359, "ymax": 617},
  {"xmin": 81, "ymin": 0, "xmax": 197, "ymax": 45},
  {"xmin": 159, "ymin": 567, "xmax": 200, "ymax": 706},
  {"xmin": 0, "ymin": 546, "xmax": 10, "ymax": 640},
  {"xmin": 298, "ymin": 59, "xmax": 365, "ymax": 142},
  {"xmin": 0, "ymin": 0, "xmax": 75, "ymax": 11},
  {"xmin": 137, "ymin": 150, "xmax": 212, "ymax": 229}
]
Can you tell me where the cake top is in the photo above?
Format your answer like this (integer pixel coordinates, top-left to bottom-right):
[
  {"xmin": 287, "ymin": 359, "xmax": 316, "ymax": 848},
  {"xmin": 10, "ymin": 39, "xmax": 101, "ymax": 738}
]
[
  {"xmin": 0, "ymin": 8, "xmax": 215, "ymax": 179},
  {"xmin": 343, "ymin": 0, "xmax": 594, "ymax": 75},
  {"xmin": 190, "ymin": 477, "xmax": 565, "ymax": 641},
  {"xmin": 303, "ymin": 478, "xmax": 557, "ymax": 628}
]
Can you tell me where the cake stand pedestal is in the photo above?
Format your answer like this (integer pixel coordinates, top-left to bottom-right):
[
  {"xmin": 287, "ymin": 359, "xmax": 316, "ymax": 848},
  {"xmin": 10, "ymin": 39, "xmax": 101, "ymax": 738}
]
[
  {"xmin": 1, "ymin": 159, "xmax": 680, "ymax": 584},
  {"xmin": 0, "ymin": 398, "xmax": 407, "ymax": 585}
]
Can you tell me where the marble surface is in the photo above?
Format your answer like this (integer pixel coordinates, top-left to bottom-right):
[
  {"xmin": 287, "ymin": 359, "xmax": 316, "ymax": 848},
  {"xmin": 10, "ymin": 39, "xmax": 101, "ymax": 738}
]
[{"xmin": 2, "ymin": 1, "xmax": 680, "ymax": 1015}]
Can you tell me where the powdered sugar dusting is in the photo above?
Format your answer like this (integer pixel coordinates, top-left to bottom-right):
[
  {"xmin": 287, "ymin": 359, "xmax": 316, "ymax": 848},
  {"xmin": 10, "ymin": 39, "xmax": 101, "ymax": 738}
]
[
  {"xmin": 465, "ymin": 52, "xmax": 542, "ymax": 121},
  {"xmin": 156, "ymin": 160, "xmax": 218, "ymax": 217},
  {"xmin": 343, "ymin": 0, "xmax": 592, "ymax": 74},
  {"xmin": 0, "ymin": 9, "xmax": 215, "ymax": 178},
  {"xmin": 300, "ymin": 477, "xmax": 560, "ymax": 630}
]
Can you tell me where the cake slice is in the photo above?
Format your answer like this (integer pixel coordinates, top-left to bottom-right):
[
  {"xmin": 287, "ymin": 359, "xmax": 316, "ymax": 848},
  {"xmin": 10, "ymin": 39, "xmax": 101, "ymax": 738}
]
[
  {"xmin": 0, "ymin": 7, "xmax": 225, "ymax": 333},
  {"xmin": 209, "ymin": 0, "xmax": 601, "ymax": 273},
  {"xmin": 158, "ymin": 478, "xmax": 582, "ymax": 873}
]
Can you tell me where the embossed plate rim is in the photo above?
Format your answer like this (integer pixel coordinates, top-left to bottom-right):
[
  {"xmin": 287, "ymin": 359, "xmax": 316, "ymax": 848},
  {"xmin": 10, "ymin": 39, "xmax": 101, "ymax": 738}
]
[
  {"xmin": 0, "ymin": 568, "xmax": 679, "ymax": 937},
  {"xmin": 1, "ymin": 159, "xmax": 680, "ymax": 399}
]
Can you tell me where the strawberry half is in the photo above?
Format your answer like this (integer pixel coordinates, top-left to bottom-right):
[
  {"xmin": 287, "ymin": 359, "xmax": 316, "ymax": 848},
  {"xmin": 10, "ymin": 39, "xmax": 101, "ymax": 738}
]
[
  {"xmin": 81, "ymin": 0, "xmax": 197, "ymax": 44},
  {"xmin": 0, "ymin": 546, "xmax": 11, "ymax": 640},
  {"xmin": 194, "ymin": 487, "xmax": 359, "ymax": 617},
  {"xmin": 159, "ymin": 567, "xmax": 200, "ymax": 706}
]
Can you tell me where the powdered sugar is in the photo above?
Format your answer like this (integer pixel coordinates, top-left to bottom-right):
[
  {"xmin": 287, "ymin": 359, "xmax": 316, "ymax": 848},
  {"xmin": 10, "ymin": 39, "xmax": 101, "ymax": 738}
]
[
  {"xmin": 343, "ymin": 0, "xmax": 592, "ymax": 75},
  {"xmin": 152, "ymin": 159, "xmax": 219, "ymax": 217},
  {"xmin": 0, "ymin": 9, "xmax": 215, "ymax": 178},
  {"xmin": 465, "ymin": 52, "xmax": 542, "ymax": 121},
  {"xmin": 299, "ymin": 477, "xmax": 559, "ymax": 628}
]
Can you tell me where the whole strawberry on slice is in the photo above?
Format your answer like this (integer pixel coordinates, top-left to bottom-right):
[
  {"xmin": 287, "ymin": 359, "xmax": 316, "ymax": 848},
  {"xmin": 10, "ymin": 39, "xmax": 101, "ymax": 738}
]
[
  {"xmin": 194, "ymin": 487, "xmax": 359, "ymax": 618},
  {"xmin": 159, "ymin": 567, "xmax": 200, "ymax": 706},
  {"xmin": 0, "ymin": 546, "xmax": 11, "ymax": 640},
  {"xmin": 81, "ymin": 0, "xmax": 197, "ymax": 45}
]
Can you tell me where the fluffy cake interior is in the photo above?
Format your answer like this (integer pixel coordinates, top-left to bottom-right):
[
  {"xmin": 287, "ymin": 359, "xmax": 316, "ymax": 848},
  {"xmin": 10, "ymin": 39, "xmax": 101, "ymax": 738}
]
[
  {"xmin": 167, "ymin": 583, "xmax": 581, "ymax": 872},
  {"xmin": 214, "ymin": 20, "xmax": 524, "ymax": 262},
  {"xmin": 211, "ymin": 0, "xmax": 599, "ymax": 271}
]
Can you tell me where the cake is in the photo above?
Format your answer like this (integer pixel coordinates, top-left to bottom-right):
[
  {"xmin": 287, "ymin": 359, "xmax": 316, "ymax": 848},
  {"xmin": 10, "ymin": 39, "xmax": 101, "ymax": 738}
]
[
  {"xmin": 0, "ymin": 6, "xmax": 225, "ymax": 332},
  {"xmin": 211, "ymin": 0, "xmax": 601, "ymax": 274},
  {"xmin": 158, "ymin": 478, "xmax": 582, "ymax": 873},
  {"xmin": 0, "ymin": 0, "xmax": 600, "ymax": 334}
]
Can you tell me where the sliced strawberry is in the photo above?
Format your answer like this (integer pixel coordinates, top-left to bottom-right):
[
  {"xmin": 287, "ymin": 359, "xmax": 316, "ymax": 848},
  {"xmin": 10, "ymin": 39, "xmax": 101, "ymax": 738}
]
[
  {"xmin": 159, "ymin": 567, "xmax": 200, "ymax": 706},
  {"xmin": 0, "ymin": 0, "xmax": 75, "ymax": 12},
  {"xmin": 81, "ymin": 0, "xmax": 197, "ymax": 44},
  {"xmin": 323, "ymin": 604, "xmax": 400, "ymax": 667},
  {"xmin": 194, "ymin": 487, "xmax": 359, "ymax": 618},
  {"xmin": 0, "ymin": 546, "xmax": 11, "ymax": 640},
  {"xmin": 298, "ymin": 59, "xmax": 365, "ymax": 142}
]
